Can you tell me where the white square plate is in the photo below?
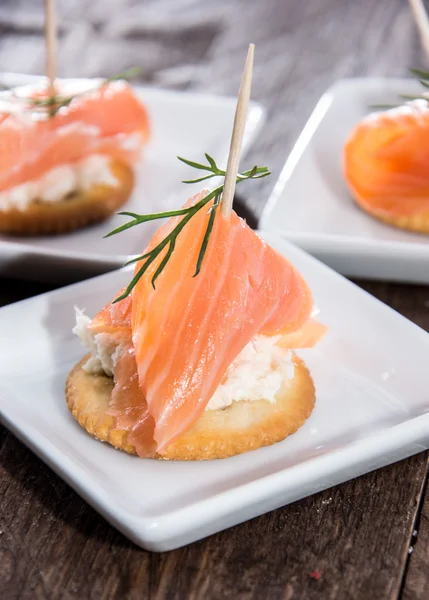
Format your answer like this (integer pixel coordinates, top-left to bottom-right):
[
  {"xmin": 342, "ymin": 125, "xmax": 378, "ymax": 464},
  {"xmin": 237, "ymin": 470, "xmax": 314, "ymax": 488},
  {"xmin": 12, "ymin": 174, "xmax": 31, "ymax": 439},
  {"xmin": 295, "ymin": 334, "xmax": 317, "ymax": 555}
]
[
  {"xmin": 0, "ymin": 73, "xmax": 265, "ymax": 283},
  {"xmin": 260, "ymin": 78, "xmax": 429, "ymax": 283},
  {"xmin": 1, "ymin": 232, "xmax": 428, "ymax": 551}
]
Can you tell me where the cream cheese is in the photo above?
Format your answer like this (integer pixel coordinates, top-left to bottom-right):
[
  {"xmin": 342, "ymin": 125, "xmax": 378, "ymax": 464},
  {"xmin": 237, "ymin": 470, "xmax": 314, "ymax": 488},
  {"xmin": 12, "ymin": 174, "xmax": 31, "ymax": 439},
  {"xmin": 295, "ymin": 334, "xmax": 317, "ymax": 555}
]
[
  {"xmin": 116, "ymin": 132, "xmax": 144, "ymax": 152},
  {"xmin": 79, "ymin": 154, "xmax": 119, "ymax": 190},
  {"xmin": 73, "ymin": 308, "xmax": 295, "ymax": 411},
  {"xmin": 206, "ymin": 336, "xmax": 294, "ymax": 410},
  {"xmin": 73, "ymin": 308, "xmax": 129, "ymax": 377},
  {"xmin": 0, "ymin": 153, "xmax": 119, "ymax": 211}
]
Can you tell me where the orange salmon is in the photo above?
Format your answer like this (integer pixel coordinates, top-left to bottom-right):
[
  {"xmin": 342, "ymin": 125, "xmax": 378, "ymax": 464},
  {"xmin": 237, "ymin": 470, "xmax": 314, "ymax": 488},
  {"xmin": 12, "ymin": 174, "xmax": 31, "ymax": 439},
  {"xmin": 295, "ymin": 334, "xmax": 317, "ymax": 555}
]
[
  {"xmin": 90, "ymin": 191, "xmax": 325, "ymax": 456},
  {"xmin": 344, "ymin": 100, "xmax": 429, "ymax": 218},
  {"xmin": 0, "ymin": 79, "xmax": 150, "ymax": 193}
]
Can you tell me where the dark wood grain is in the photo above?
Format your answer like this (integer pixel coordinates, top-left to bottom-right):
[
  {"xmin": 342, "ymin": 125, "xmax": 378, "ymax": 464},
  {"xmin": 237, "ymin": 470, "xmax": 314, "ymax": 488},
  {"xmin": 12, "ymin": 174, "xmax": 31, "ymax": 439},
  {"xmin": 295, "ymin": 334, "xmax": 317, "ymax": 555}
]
[
  {"xmin": 1, "ymin": 1, "xmax": 429, "ymax": 598},
  {"xmin": 1, "ymin": 428, "xmax": 428, "ymax": 600},
  {"xmin": 403, "ymin": 474, "xmax": 429, "ymax": 600}
]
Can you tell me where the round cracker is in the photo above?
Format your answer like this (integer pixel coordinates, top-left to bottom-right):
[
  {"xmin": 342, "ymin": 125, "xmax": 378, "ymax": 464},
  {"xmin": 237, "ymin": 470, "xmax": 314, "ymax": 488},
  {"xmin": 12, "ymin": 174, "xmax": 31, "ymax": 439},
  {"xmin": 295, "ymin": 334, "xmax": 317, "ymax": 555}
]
[
  {"xmin": 66, "ymin": 354, "xmax": 316, "ymax": 461},
  {"xmin": 0, "ymin": 159, "xmax": 134, "ymax": 235},
  {"xmin": 353, "ymin": 198, "xmax": 429, "ymax": 234}
]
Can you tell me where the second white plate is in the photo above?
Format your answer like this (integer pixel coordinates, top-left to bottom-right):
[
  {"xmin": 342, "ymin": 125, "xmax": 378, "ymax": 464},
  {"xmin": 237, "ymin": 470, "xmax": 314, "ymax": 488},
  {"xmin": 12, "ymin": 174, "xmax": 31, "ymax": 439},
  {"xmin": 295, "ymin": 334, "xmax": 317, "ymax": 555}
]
[
  {"xmin": 0, "ymin": 73, "xmax": 265, "ymax": 283},
  {"xmin": 260, "ymin": 78, "xmax": 429, "ymax": 284}
]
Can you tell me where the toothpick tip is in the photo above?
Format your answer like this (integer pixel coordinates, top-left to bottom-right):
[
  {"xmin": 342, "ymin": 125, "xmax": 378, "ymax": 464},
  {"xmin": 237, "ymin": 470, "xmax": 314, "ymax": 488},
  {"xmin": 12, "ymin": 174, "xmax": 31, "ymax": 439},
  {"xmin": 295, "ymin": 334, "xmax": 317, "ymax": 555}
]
[{"xmin": 220, "ymin": 45, "xmax": 255, "ymax": 219}]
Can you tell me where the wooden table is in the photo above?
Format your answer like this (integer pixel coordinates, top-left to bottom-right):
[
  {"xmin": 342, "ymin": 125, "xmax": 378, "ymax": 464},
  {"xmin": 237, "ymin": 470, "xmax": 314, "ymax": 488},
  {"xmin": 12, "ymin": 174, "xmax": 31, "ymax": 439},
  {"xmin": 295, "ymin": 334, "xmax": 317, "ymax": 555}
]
[{"xmin": 1, "ymin": 1, "xmax": 429, "ymax": 598}]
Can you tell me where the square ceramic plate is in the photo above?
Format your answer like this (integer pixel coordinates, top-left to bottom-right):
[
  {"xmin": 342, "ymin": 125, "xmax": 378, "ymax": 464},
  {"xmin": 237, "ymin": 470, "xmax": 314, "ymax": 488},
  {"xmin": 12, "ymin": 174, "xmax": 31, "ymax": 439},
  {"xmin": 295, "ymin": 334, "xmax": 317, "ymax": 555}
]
[
  {"xmin": 0, "ymin": 73, "xmax": 265, "ymax": 283},
  {"xmin": 1, "ymin": 232, "xmax": 428, "ymax": 552},
  {"xmin": 260, "ymin": 78, "xmax": 429, "ymax": 283}
]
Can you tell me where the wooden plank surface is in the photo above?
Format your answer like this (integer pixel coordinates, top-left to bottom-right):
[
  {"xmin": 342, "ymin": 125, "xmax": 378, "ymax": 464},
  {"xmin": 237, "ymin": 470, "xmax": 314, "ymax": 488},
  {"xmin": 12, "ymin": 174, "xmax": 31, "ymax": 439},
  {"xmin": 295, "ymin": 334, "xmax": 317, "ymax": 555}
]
[
  {"xmin": 403, "ymin": 474, "xmax": 429, "ymax": 600},
  {"xmin": 1, "ymin": 0, "xmax": 429, "ymax": 598}
]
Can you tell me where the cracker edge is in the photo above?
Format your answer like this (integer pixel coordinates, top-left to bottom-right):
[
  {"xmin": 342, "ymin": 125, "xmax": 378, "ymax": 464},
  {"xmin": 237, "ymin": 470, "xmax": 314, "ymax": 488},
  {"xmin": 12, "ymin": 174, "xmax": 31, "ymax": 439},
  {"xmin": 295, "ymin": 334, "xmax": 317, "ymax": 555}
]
[
  {"xmin": 66, "ymin": 354, "xmax": 316, "ymax": 461},
  {"xmin": 353, "ymin": 197, "xmax": 429, "ymax": 234},
  {"xmin": 0, "ymin": 159, "xmax": 134, "ymax": 235}
]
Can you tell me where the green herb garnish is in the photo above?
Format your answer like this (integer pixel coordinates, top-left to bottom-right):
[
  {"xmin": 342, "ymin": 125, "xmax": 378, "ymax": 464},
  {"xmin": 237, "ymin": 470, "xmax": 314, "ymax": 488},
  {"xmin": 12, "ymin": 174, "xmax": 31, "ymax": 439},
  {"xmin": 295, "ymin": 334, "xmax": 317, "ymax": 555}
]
[
  {"xmin": 105, "ymin": 154, "xmax": 270, "ymax": 302},
  {"xmin": 105, "ymin": 67, "xmax": 143, "ymax": 83},
  {"xmin": 370, "ymin": 68, "xmax": 429, "ymax": 110},
  {"xmin": 0, "ymin": 67, "xmax": 142, "ymax": 118}
]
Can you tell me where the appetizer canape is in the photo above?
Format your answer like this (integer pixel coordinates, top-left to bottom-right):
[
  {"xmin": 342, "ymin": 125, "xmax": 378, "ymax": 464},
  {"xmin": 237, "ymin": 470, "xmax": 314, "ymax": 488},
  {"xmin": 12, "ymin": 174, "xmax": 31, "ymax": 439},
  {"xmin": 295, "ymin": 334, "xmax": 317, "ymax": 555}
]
[
  {"xmin": 343, "ymin": 98, "xmax": 429, "ymax": 234},
  {"xmin": 343, "ymin": 1, "xmax": 429, "ymax": 234},
  {"xmin": 0, "ymin": 76, "xmax": 149, "ymax": 235},
  {"xmin": 67, "ymin": 156, "xmax": 326, "ymax": 460},
  {"xmin": 67, "ymin": 45, "xmax": 326, "ymax": 460}
]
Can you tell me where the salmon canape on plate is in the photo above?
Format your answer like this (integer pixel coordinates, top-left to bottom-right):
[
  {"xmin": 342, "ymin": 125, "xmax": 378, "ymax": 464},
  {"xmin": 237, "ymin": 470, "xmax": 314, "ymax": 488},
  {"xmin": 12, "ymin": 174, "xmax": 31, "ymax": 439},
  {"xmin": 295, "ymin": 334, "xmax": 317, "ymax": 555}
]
[
  {"xmin": 343, "ymin": 0, "xmax": 429, "ymax": 235},
  {"xmin": 0, "ymin": 77, "xmax": 150, "ymax": 235},
  {"xmin": 67, "ymin": 46, "xmax": 326, "ymax": 461},
  {"xmin": 343, "ymin": 98, "xmax": 429, "ymax": 234},
  {"xmin": 66, "ymin": 149, "xmax": 326, "ymax": 460}
]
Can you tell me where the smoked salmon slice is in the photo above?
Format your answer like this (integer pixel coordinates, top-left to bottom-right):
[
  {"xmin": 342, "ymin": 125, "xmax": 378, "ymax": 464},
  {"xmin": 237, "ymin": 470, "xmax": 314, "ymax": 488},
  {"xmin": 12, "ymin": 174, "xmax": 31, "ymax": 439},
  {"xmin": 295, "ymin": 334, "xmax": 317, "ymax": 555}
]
[
  {"xmin": 344, "ymin": 101, "xmax": 429, "ymax": 219},
  {"xmin": 89, "ymin": 191, "xmax": 325, "ymax": 457},
  {"xmin": 109, "ymin": 345, "xmax": 157, "ymax": 458},
  {"xmin": 89, "ymin": 288, "xmax": 132, "ymax": 333},
  {"xmin": 277, "ymin": 320, "xmax": 328, "ymax": 349},
  {"xmin": 0, "ymin": 79, "xmax": 150, "ymax": 193}
]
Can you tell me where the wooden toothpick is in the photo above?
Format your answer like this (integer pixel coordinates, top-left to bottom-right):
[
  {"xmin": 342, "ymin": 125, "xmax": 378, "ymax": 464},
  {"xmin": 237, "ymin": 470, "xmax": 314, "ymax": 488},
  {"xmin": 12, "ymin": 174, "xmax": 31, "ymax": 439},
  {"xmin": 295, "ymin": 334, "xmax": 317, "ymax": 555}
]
[
  {"xmin": 409, "ymin": 0, "xmax": 429, "ymax": 62},
  {"xmin": 221, "ymin": 43, "xmax": 254, "ymax": 219},
  {"xmin": 44, "ymin": 0, "xmax": 57, "ymax": 97}
]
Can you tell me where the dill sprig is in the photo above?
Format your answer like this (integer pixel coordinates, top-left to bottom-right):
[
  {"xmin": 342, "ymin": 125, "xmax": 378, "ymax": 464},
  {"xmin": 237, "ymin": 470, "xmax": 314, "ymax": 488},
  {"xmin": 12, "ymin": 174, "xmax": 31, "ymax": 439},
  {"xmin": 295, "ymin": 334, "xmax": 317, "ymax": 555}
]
[
  {"xmin": 370, "ymin": 68, "xmax": 429, "ymax": 110},
  {"xmin": 398, "ymin": 68, "xmax": 429, "ymax": 102},
  {"xmin": 0, "ymin": 67, "xmax": 142, "ymax": 118},
  {"xmin": 106, "ymin": 154, "xmax": 270, "ymax": 303}
]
